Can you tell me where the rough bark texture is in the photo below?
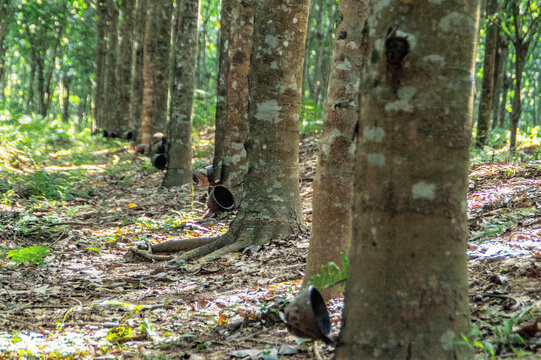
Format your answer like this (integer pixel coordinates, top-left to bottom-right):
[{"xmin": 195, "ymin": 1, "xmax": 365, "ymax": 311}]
[
  {"xmin": 140, "ymin": 0, "xmax": 172, "ymax": 146},
  {"xmin": 94, "ymin": 0, "xmax": 107, "ymax": 129},
  {"xmin": 162, "ymin": 0, "xmax": 199, "ymax": 187},
  {"xmin": 218, "ymin": 0, "xmax": 254, "ymax": 198},
  {"xmin": 334, "ymin": 1, "xmax": 480, "ymax": 359},
  {"xmin": 129, "ymin": 0, "xmax": 146, "ymax": 139},
  {"xmin": 212, "ymin": 0, "xmax": 232, "ymax": 183},
  {"xmin": 303, "ymin": 0, "xmax": 369, "ymax": 299},
  {"xmin": 475, "ymin": 0, "xmax": 498, "ymax": 147},
  {"xmin": 117, "ymin": 0, "xmax": 135, "ymax": 135},
  {"xmin": 173, "ymin": 0, "xmax": 309, "ymax": 263},
  {"xmin": 104, "ymin": 0, "xmax": 119, "ymax": 133}
]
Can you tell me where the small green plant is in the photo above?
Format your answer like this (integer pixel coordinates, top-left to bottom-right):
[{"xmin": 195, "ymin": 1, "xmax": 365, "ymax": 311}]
[
  {"xmin": 5, "ymin": 246, "xmax": 50, "ymax": 266},
  {"xmin": 105, "ymin": 326, "xmax": 133, "ymax": 342},
  {"xmin": 307, "ymin": 252, "xmax": 349, "ymax": 291}
]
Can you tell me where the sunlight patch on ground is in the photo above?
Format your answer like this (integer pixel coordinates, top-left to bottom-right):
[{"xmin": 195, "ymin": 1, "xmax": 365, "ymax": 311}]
[{"xmin": 41, "ymin": 164, "xmax": 106, "ymax": 173}]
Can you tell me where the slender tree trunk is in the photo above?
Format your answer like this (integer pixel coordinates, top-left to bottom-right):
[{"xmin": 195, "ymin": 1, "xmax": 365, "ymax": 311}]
[
  {"xmin": 162, "ymin": 0, "xmax": 199, "ymax": 187},
  {"xmin": 217, "ymin": 0, "xmax": 255, "ymax": 199},
  {"xmin": 212, "ymin": 0, "xmax": 232, "ymax": 182},
  {"xmin": 475, "ymin": 0, "xmax": 498, "ymax": 147},
  {"xmin": 140, "ymin": 0, "xmax": 172, "ymax": 146},
  {"xmin": 301, "ymin": 0, "xmax": 316, "ymax": 99},
  {"xmin": 36, "ymin": 58, "xmax": 46, "ymax": 116},
  {"xmin": 117, "ymin": 0, "xmax": 135, "ymax": 135},
  {"xmin": 0, "ymin": 0, "xmax": 11, "ymax": 86},
  {"xmin": 491, "ymin": 32, "xmax": 509, "ymax": 129},
  {"xmin": 310, "ymin": 0, "xmax": 324, "ymax": 106},
  {"xmin": 62, "ymin": 75, "xmax": 72, "ymax": 122},
  {"xmin": 335, "ymin": 1, "xmax": 480, "ymax": 358},
  {"xmin": 104, "ymin": 0, "xmax": 119, "ymax": 134},
  {"xmin": 303, "ymin": 0, "xmax": 369, "ymax": 299},
  {"xmin": 129, "ymin": 0, "xmax": 147, "ymax": 139},
  {"xmin": 509, "ymin": 49, "xmax": 525, "ymax": 151},
  {"xmin": 195, "ymin": 0, "xmax": 210, "ymax": 90},
  {"xmin": 27, "ymin": 62, "xmax": 36, "ymax": 109},
  {"xmin": 95, "ymin": 0, "xmax": 108, "ymax": 130},
  {"xmin": 174, "ymin": 0, "xmax": 309, "ymax": 263}
]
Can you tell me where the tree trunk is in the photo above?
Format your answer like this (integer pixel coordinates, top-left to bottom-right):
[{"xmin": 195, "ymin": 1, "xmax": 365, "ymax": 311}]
[
  {"xmin": 162, "ymin": 0, "xmax": 199, "ymax": 187},
  {"xmin": 36, "ymin": 58, "xmax": 46, "ymax": 116},
  {"xmin": 27, "ymin": 61, "xmax": 36, "ymax": 109},
  {"xmin": 212, "ymin": 0, "xmax": 232, "ymax": 183},
  {"xmin": 104, "ymin": 0, "xmax": 119, "ymax": 134},
  {"xmin": 0, "ymin": 0, "xmax": 12, "ymax": 86},
  {"xmin": 334, "ymin": 2, "xmax": 480, "ymax": 358},
  {"xmin": 303, "ymin": 0, "xmax": 369, "ymax": 299},
  {"xmin": 173, "ymin": 0, "xmax": 309, "ymax": 263},
  {"xmin": 301, "ymin": 0, "xmax": 316, "ymax": 100},
  {"xmin": 129, "ymin": 0, "xmax": 147, "ymax": 140},
  {"xmin": 217, "ymin": 0, "xmax": 255, "ymax": 198},
  {"xmin": 95, "ymin": 0, "xmax": 108, "ymax": 130},
  {"xmin": 140, "ymin": 0, "xmax": 172, "ymax": 146},
  {"xmin": 475, "ymin": 0, "xmax": 498, "ymax": 147},
  {"xmin": 509, "ymin": 47, "xmax": 525, "ymax": 151},
  {"xmin": 62, "ymin": 75, "xmax": 72, "ymax": 122},
  {"xmin": 491, "ymin": 32, "xmax": 509, "ymax": 129},
  {"xmin": 195, "ymin": 0, "xmax": 210, "ymax": 90},
  {"xmin": 117, "ymin": 0, "xmax": 135, "ymax": 135}
]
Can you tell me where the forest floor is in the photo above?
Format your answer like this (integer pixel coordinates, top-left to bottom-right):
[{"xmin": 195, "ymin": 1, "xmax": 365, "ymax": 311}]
[{"xmin": 1, "ymin": 130, "xmax": 541, "ymax": 359}]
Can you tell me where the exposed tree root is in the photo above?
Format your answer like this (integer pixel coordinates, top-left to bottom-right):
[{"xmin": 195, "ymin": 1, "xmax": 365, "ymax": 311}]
[{"xmin": 150, "ymin": 237, "xmax": 216, "ymax": 253}]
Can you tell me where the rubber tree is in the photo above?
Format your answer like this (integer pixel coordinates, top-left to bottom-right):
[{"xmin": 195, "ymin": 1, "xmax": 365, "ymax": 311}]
[
  {"xmin": 475, "ymin": 0, "xmax": 498, "ymax": 147},
  {"xmin": 162, "ymin": 0, "xmax": 199, "ymax": 187},
  {"xmin": 303, "ymin": 0, "xmax": 369, "ymax": 299},
  {"xmin": 212, "ymin": 0, "xmax": 255, "ymax": 199},
  {"xmin": 170, "ymin": 0, "xmax": 310, "ymax": 263},
  {"xmin": 334, "ymin": 1, "xmax": 481, "ymax": 358},
  {"xmin": 140, "ymin": 0, "xmax": 172, "ymax": 147}
]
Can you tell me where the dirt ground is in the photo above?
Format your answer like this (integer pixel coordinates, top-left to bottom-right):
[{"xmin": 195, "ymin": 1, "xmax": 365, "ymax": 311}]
[{"xmin": 1, "ymin": 134, "xmax": 541, "ymax": 359}]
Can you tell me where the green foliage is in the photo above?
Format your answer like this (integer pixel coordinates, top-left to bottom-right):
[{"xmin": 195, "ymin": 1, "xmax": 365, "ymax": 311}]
[
  {"xmin": 192, "ymin": 90, "xmax": 217, "ymax": 129},
  {"xmin": 307, "ymin": 252, "xmax": 349, "ymax": 291},
  {"xmin": 471, "ymin": 209, "xmax": 539, "ymax": 241},
  {"xmin": 300, "ymin": 98, "xmax": 324, "ymax": 134},
  {"xmin": 5, "ymin": 246, "xmax": 50, "ymax": 266},
  {"xmin": 106, "ymin": 326, "xmax": 133, "ymax": 342}
]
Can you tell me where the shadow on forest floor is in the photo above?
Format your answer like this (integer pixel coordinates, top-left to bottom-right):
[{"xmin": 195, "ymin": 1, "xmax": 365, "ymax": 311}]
[{"xmin": 1, "ymin": 132, "xmax": 541, "ymax": 359}]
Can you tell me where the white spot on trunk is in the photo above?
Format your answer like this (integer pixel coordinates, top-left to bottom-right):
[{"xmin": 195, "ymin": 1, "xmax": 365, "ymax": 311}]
[
  {"xmin": 255, "ymin": 100, "xmax": 282, "ymax": 123},
  {"xmin": 373, "ymin": 0, "xmax": 391, "ymax": 14},
  {"xmin": 336, "ymin": 58, "xmax": 352, "ymax": 71},
  {"xmin": 367, "ymin": 153, "xmax": 385, "ymax": 166},
  {"xmin": 364, "ymin": 126, "xmax": 385, "ymax": 142},
  {"xmin": 423, "ymin": 54, "xmax": 445, "ymax": 67},
  {"xmin": 265, "ymin": 35, "xmax": 279, "ymax": 48},
  {"xmin": 283, "ymin": 41, "xmax": 289, "ymax": 47},
  {"xmin": 288, "ymin": 74, "xmax": 297, "ymax": 90},
  {"xmin": 396, "ymin": 30, "xmax": 416, "ymax": 49},
  {"xmin": 385, "ymin": 86, "xmax": 417, "ymax": 113},
  {"xmin": 412, "ymin": 181, "xmax": 436, "ymax": 199},
  {"xmin": 232, "ymin": 81, "xmax": 237, "ymax": 89},
  {"xmin": 270, "ymin": 61, "xmax": 278, "ymax": 69},
  {"xmin": 439, "ymin": 12, "xmax": 475, "ymax": 33},
  {"xmin": 293, "ymin": 17, "xmax": 298, "ymax": 24}
]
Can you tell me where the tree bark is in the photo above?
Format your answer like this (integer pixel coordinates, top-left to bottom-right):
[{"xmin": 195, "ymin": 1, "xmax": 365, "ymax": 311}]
[
  {"xmin": 475, "ymin": 0, "xmax": 498, "ymax": 147},
  {"xmin": 117, "ymin": 0, "xmax": 135, "ymax": 135},
  {"xmin": 491, "ymin": 31, "xmax": 509, "ymax": 129},
  {"xmin": 212, "ymin": 0, "xmax": 232, "ymax": 183},
  {"xmin": 140, "ymin": 0, "xmax": 172, "ymax": 146},
  {"xmin": 303, "ymin": 0, "xmax": 369, "ymax": 300},
  {"xmin": 162, "ymin": 0, "xmax": 199, "ymax": 187},
  {"xmin": 129, "ymin": 0, "xmax": 147, "ymax": 140},
  {"xmin": 104, "ymin": 0, "xmax": 119, "ymax": 134},
  {"xmin": 94, "ymin": 0, "xmax": 108, "ymax": 130},
  {"xmin": 334, "ymin": 1, "xmax": 480, "ymax": 358},
  {"xmin": 172, "ymin": 0, "xmax": 309, "ymax": 263},
  {"xmin": 217, "ymin": 0, "xmax": 255, "ymax": 199}
]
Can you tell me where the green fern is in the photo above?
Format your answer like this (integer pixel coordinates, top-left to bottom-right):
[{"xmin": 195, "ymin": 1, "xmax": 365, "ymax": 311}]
[
  {"xmin": 307, "ymin": 252, "xmax": 349, "ymax": 291},
  {"xmin": 5, "ymin": 246, "xmax": 50, "ymax": 265}
]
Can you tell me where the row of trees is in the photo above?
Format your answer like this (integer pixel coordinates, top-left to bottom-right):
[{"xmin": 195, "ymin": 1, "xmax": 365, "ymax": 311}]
[{"xmin": 0, "ymin": 0, "xmax": 538, "ymax": 357}]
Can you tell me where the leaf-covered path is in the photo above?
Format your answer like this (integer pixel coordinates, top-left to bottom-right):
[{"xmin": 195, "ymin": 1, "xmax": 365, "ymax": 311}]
[{"xmin": 1, "ymin": 133, "xmax": 541, "ymax": 359}]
